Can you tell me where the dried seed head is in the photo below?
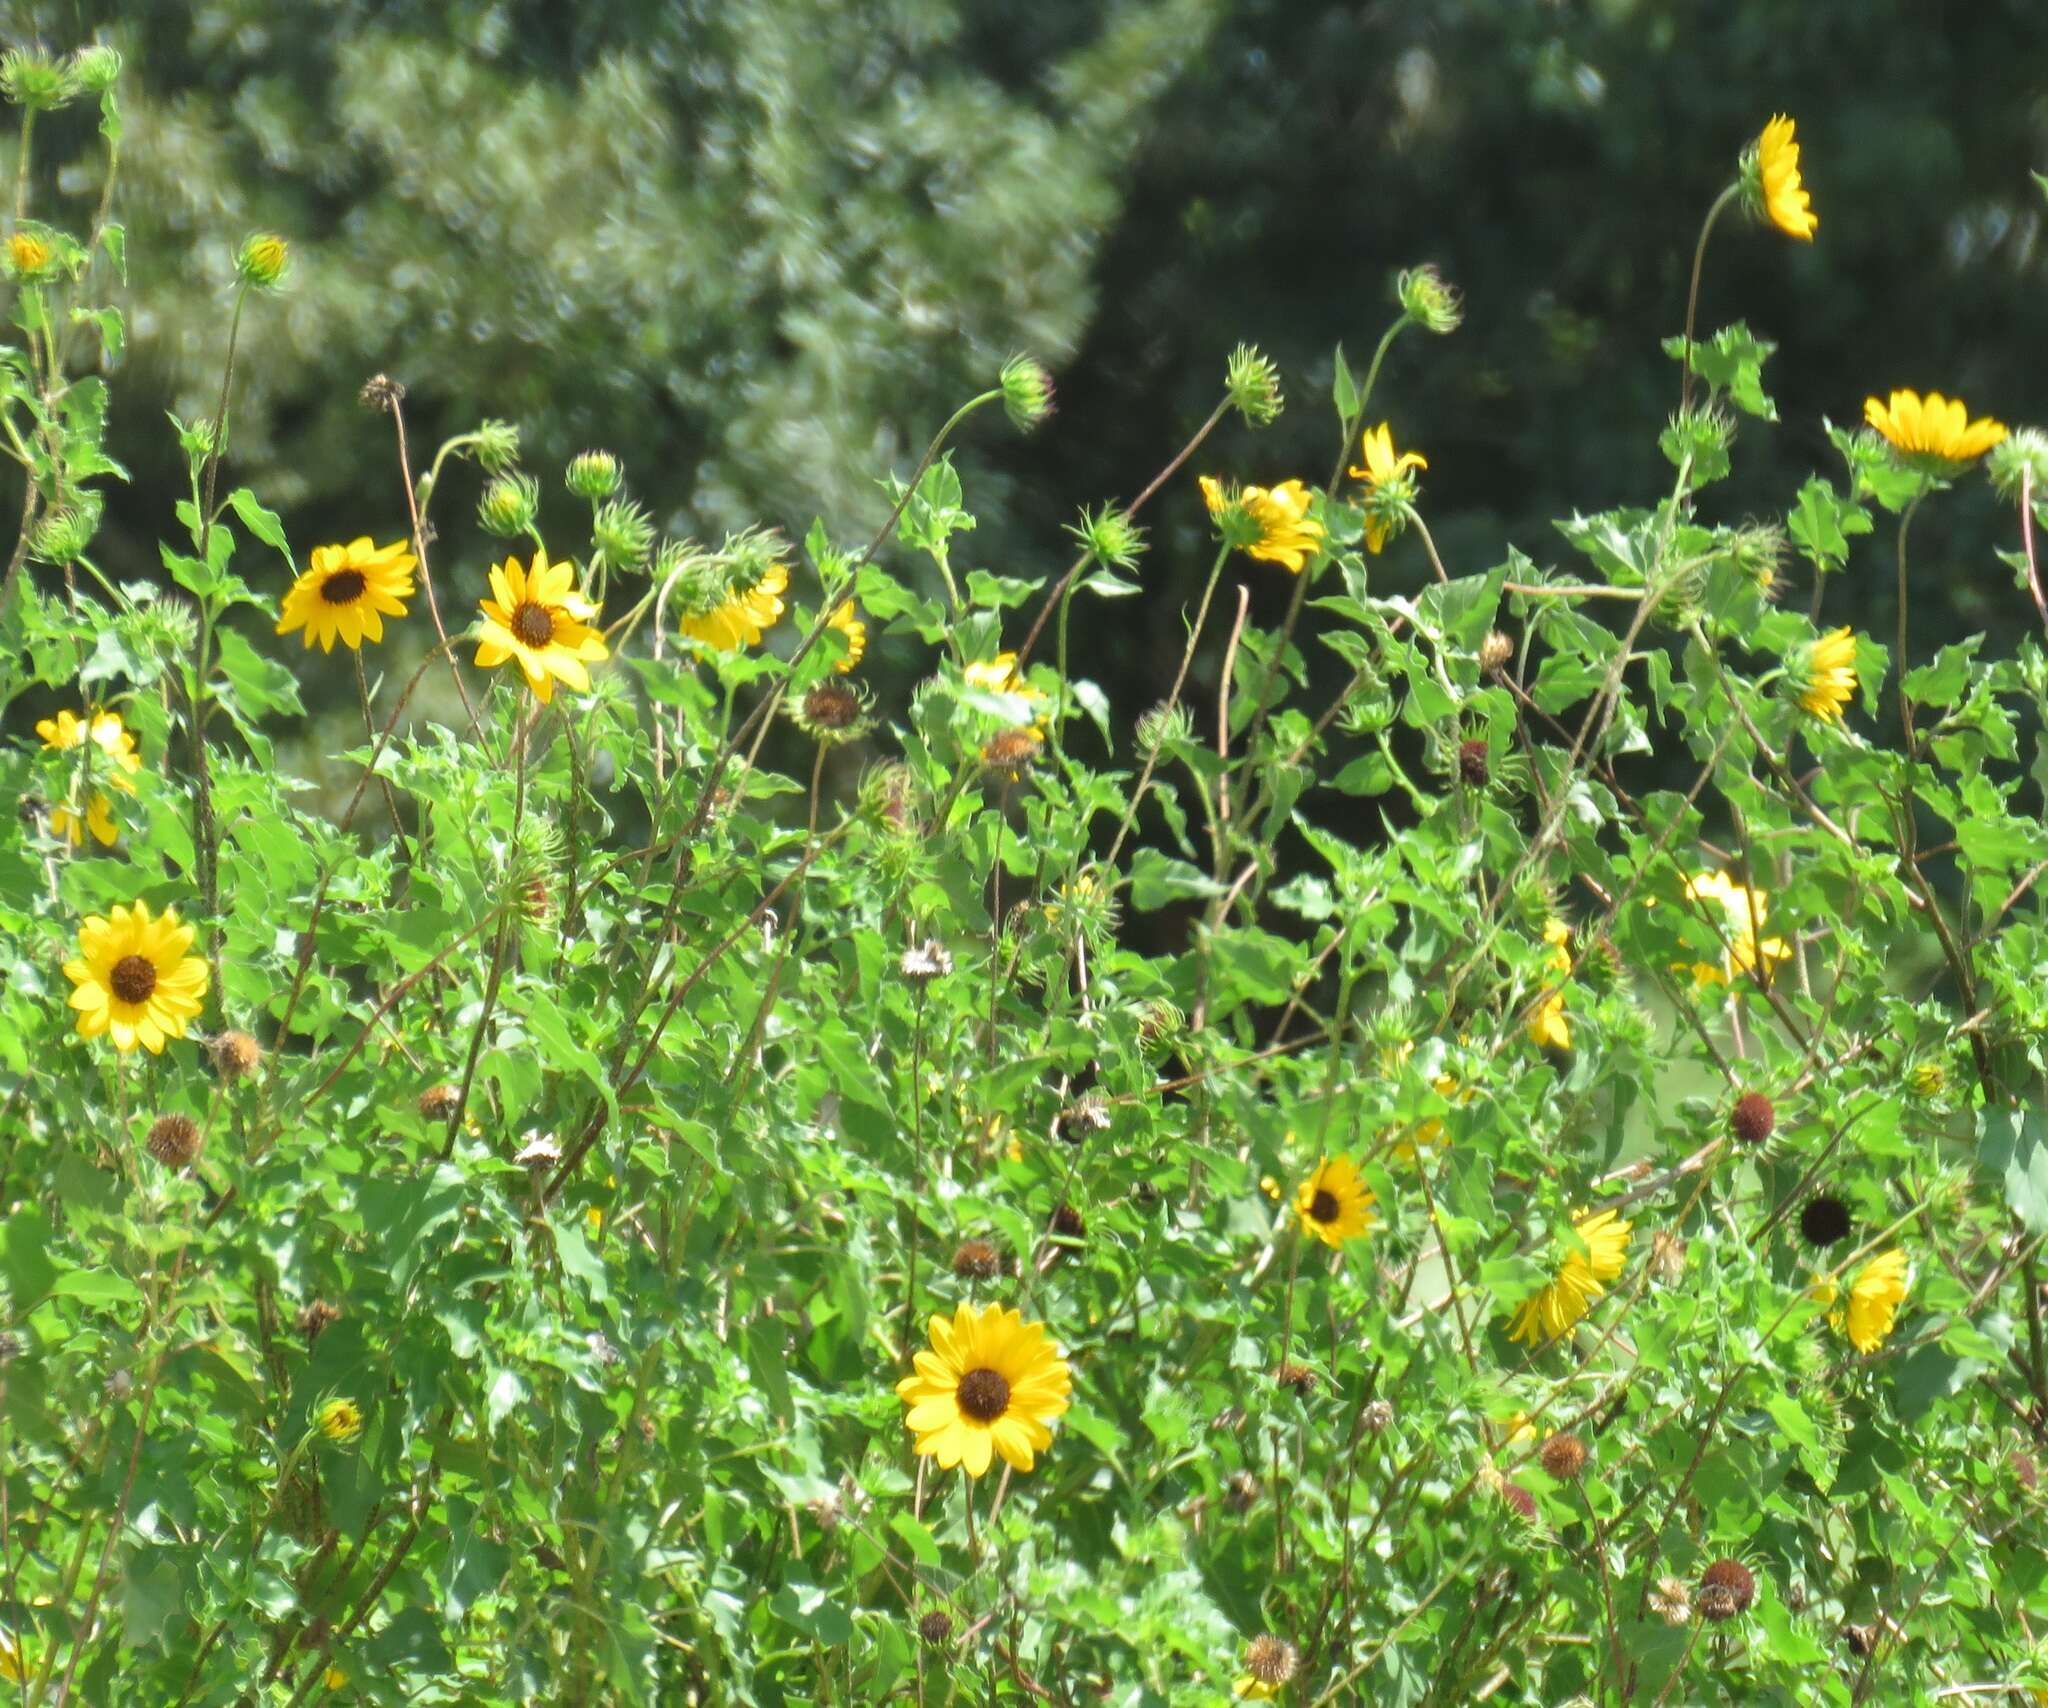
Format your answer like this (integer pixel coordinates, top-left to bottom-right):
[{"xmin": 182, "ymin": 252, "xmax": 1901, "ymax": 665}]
[
  {"xmin": 2011, "ymin": 1450, "xmax": 2040, "ymax": 1493},
  {"xmin": 1275, "ymin": 1362, "xmax": 1318, "ymax": 1396},
  {"xmin": 359, "ymin": 373, "xmax": 406, "ymax": 412},
  {"xmin": 296, "ymin": 1300, "xmax": 342, "ymax": 1344},
  {"xmin": 1225, "ymin": 1469, "xmax": 1262, "ymax": 1511},
  {"xmin": 418, "ymin": 1084, "xmax": 463, "ymax": 1122},
  {"xmin": 1361, "ymin": 1398, "xmax": 1396, "ymax": 1434},
  {"xmin": 1242, "ymin": 1635, "xmax": 1299, "ymax": 1688},
  {"xmin": 211, "ymin": 1029, "xmax": 262, "ymax": 1080},
  {"xmin": 0, "ymin": 1331, "xmax": 20, "ymax": 1365},
  {"xmin": 1049, "ymin": 1201, "xmax": 1086, "ymax": 1242},
  {"xmin": 1798, "ymin": 1194, "xmax": 1852, "ymax": 1249},
  {"xmin": 1649, "ymin": 1230, "xmax": 1688, "ymax": 1284},
  {"xmin": 1480, "ymin": 629, "xmax": 1514, "ymax": 675},
  {"xmin": 1649, "ymin": 1576, "xmax": 1692, "ymax": 1626},
  {"xmin": 1539, "ymin": 1432, "xmax": 1588, "ymax": 1480},
  {"xmin": 146, "ymin": 1113, "xmax": 202, "ymax": 1170},
  {"xmin": 918, "ymin": 1610, "xmax": 954, "ymax": 1647},
  {"xmin": 951, "ymin": 1239, "xmax": 1001, "ymax": 1281},
  {"xmin": 1698, "ymin": 1558, "xmax": 1755, "ymax": 1619},
  {"xmin": 980, "ymin": 726, "xmax": 1043, "ymax": 777},
  {"xmin": 1730, "ymin": 1092, "xmax": 1775, "ymax": 1145},
  {"xmin": 1498, "ymin": 1480, "xmax": 1537, "ymax": 1521},
  {"xmin": 1459, "ymin": 738, "xmax": 1489, "ymax": 787}
]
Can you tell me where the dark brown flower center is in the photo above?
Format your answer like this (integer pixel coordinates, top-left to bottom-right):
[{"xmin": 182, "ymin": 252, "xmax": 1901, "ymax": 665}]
[
  {"xmin": 511, "ymin": 600, "xmax": 556, "ymax": 648},
  {"xmin": 319, "ymin": 568, "xmax": 368, "ymax": 604},
  {"xmin": 109, "ymin": 953, "xmax": 157, "ymax": 1005},
  {"xmin": 1308, "ymin": 1188, "xmax": 1341, "ymax": 1224},
  {"xmin": 955, "ymin": 1367, "xmax": 1010, "ymax": 1423}
]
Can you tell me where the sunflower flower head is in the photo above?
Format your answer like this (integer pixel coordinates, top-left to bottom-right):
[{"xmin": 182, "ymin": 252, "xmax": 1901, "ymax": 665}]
[
  {"xmin": 315, "ymin": 1397, "xmax": 363, "ymax": 1444},
  {"xmin": 1743, "ymin": 115, "xmax": 1817, "ymax": 240},
  {"xmin": 276, "ymin": 538, "xmax": 417, "ymax": 653},
  {"xmin": 475, "ymin": 548, "xmax": 609, "ymax": 703},
  {"xmin": 1683, "ymin": 869, "xmax": 1793, "ymax": 985},
  {"xmin": 1789, "ymin": 626, "xmax": 1859, "ymax": 723},
  {"xmin": 1864, "ymin": 389, "xmax": 2007, "ymax": 472},
  {"xmin": 1507, "ymin": 1207, "xmax": 1632, "ymax": 1346},
  {"xmin": 36, "ymin": 707, "xmax": 140, "ymax": 848},
  {"xmin": 1828, "ymin": 1248, "xmax": 1909, "ymax": 1353},
  {"xmin": 825, "ymin": 600, "xmax": 867, "ymax": 673},
  {"xmin": 895, "ymin": 1302, "xmax": 1072, "ymax": 1478},
  {"xmin": 63, "ymin": 900, "xmax": 209, "ymax": 1055},
  {"xmin": 1527, "ymin": 918, "xmax": 1574, "ymax": 1051},
  {"xmin": 677, "ymin": 531, "xmax": 788, "ymax": 654},
  {"xmin": 1348, "ymin": 424, "xmax": 1428, "ymax": 554},
  {"xmin": 7, "ymin": 229, "xmax": 51, "ymax": 279},
  {"xmin": 1200, "ymin": 475, "xmax": 1325, "ymax": 573},
  {"xmin": 1294, "ymin": 1156, "xmax": 1377, "ymax": 1248}
]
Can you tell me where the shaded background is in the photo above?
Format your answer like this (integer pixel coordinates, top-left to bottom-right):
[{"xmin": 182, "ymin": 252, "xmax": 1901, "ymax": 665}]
[{"xmin": 10, "ymin": 0, "xmax": 2048, "ymax": 759}]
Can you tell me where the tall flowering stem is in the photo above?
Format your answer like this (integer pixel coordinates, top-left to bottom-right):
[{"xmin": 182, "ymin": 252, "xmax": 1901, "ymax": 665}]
[
  {"xmin": 382, "ymin": 385, "xmax": 481, "ymax": 735},
  {"xmin": 1678, "ymin": 184, "xmax": 1740, "ymax": 418}
]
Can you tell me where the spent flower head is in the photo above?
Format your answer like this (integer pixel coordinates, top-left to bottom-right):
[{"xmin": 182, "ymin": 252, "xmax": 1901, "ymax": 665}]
[
  {"xmin": 470, "ymin": 418, "xmax": 522, "ymax": 475},
  {"xmin": 592, "ymin": 498, "xmax": 655, "ymax": 571},
  {"xmin": 71, "ymin": 44, "xmax": 121, "ymax": 94},
  {"xmin": 1225, "ymin": 343, "xmax": 1284, "ymax": 427},
  {"xmin": 1067, "ymin": 504, "xmax": 1146, "ymax": 572},
  {"xmin": 1987, "ymin": 427, "xmax": 2048, "ymax": 504}
]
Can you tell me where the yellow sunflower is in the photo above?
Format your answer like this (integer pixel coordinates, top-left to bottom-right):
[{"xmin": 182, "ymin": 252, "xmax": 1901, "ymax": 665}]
[
  {"xmin": 1200, "ymin": 475, "xmax": 1326, "ymax": 573},
  {"xmin": 36, "ymin": 707, "xmax": 141, "ymax": 847},
  {"xmin": 1683, "ymin": 870, "xmax": 1792, "ymax": 986},
  {"xmin": 476, "ymin": 548, "xmax": 610, "ymax": 703},
  {"xmin": 1348, "ymin": 423, "xmax": 1429, "ymax": 553},
  {"xmin": 896, "ymin": 1302, "xmax": 1072, "ymax": 1478},
  {"xmin": 1863, "ymin": 389, "xmax": 2007, "ymax": 468},
  {"xmin": 1753, "ymin": 115, "xmax": 1816, "ymax": 240},
  {"xmin": 63, "ymin": 899, "xmax": 209, "ymax": 1054},
  {"xmin": 680, "ymin": 561, "xmax": 788, "ymax": 652},
  {"xmin": 826, "ymin": 600, "xmax": 866, "ymax": 672},
  {"xmin": 1294, "ymin": 1156, "xmax": 1376, "ymax": 1247},
  {"xmin": 1794, "ymin": 626, "xmax": 1859, "ymax": 722},
  {"xmin": 316, "ymin": 1398, "xmax": 363, "ymax": 1443},
  {"xmin": 1507, "ymin": 1207, "xmax": 1632, "ymax": 1346},
  {"xmin": 1821, "ymin": 1248, "xmax": 1909, "ymax": 1353},
  {"xmin": 0, "ymin": 1628, "xmax": 24, "ymax": 1685},
  {"xmin": 275, "ymin": 537, "xmax": 417, "ymax": 652},
  {"xmin": 1527, "ymin": 918, "xmax": 1573, "ymax": 1050}
]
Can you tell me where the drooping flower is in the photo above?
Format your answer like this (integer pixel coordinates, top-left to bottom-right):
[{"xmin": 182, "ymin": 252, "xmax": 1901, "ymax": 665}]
[
  {"xmin": 276, "ymin": 538, "xmax": 418, "ymax": 652},
  {"xmin": 36, "ymin": 707, "xmax": 141, "ymax": 847},
  {"xmin": 63, "ymin": 900, "xmax": 209, "ymax": 1054},
  {"xmin": 1750, "ymin": 116, "xmax": 1817, "ymax": 240},
  {"xmin": 1507, "ymin": 1208, "xmax": 1633, "ymax": 1346},
  {"xmin": 1863, "ymin": 389, "xmax": 2007, "ymax": 469},
  {"xmin": 1830, "ymin": 1248, "xmax": 1909, "ymax": 1353},
  {"xmin": 1348, "ymin": 423, "xmax": 1429, "ymax": 553},
  {"xmin": 1792, "ymin": 626, "xmax": 1859, "ymax": 722},
  {"xmin": 1294, "ymin": 1156, "xmax": 1377, "ymax": 1248},
  {"xmin": 315, "ymin": 1397, "xmax": 363, "ymax": 1443},
  {"xmin": 475, "ymin": 548, "xmax": 609, "ymax": 703},
  {"xmin": 896, "ymin": 1302, "xmax": 1072, "ymax": 1477},
  {"xmin": 826, "ymin": 600, "xmax": 867, "ymax": 672},
  {"xmin": 1682, "ymin": 870, "xmax": 1792, "ymax": 986},
  {"xmin": 1200, "ymin": 475, "xmax": 1325, "ymax": 573}
]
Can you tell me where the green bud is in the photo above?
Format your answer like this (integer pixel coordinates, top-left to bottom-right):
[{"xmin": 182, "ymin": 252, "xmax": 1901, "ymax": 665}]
[
  {"xmin": 1134, "ymin": 700, "xmax": 1193, "ymax": 757},
  {"xmin": 1987, "ymin": 427, "xmax": 2048, "ymax": 506},
  {"xmin": 116, "ymin": 595, "xmax": 198, "ymax": 676},
  {"xmin": 999, "ymin": 355, "xmax": 1055, "ymax": 431},
  {"xmin": 477, "ymin": 472, "xmax": 540, "ymax": 538},
  {"xmin": 1725, "ymin": 522, "xmax": 1786, "ymax": 597},
  {"xmin": 71, "ymin": 45, "xmax": 121, "ymax": 95},
  {"xmin": 1397, "ymin": 264, "xmax": 1463, "ymax": 335},
  {"xmin": 1067, "ymin": 504, "xmax": 1146, "ymax": 572},
  {"xmin": 171, "ymin": 414, "xmax": 217, "ymax": 462},
  {"xmin": 1225, "ymin": 343, "xmax": 1284, "ymax": 427},
  {"xmin": 592, "ymin": 498, "xmax": 655, "ymax": 571},
  {"xmin": 471, "ymin": 419, "xmax": 521, "ymax": 475},
  {"xmin": 29, "ymin": 500, "xmax": 99, "ymax": 566},
  {"xmin": 721, "ymin": 526, "xmax": 788, "ymax": 596},
  {"xmin": 0, "ymin": 48, "xmax": 78, "ymax": 112},
  {"xmin": 235, "ymin": 232, "xmax": 290, "ymax": 290},
  {"xmin": 566, "ymin": 450, "xmax": 622, "ymax": 500}
]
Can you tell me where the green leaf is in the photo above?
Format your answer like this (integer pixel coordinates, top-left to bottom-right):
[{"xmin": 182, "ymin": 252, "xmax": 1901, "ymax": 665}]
[
  {"xmin": 1787, "ymin": 476, "xmax": 1870, "ymax": 573},
  {"xmin": 1979, "ymin": 1107, "xmax": 2048, "ymax": 1235},
  {"xmin": 1331, "ymin": 340, "xmax": 1358, "ymax": 423},
  {"xmin": 226, "ymin": 487, "xmax": 294, "ymax": 570},
  {"xmin": 1659, "ymin": 321, "xmax": 1778, "ymax": 420},
  {"xmin": 1129, "ymin": 848, "xmax": 1224, "ymax": 910}
]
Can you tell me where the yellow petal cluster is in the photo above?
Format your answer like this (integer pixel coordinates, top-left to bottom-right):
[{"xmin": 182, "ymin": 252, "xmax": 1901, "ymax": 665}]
[
  {"xmin": 1507, "ymin": 1208, "xmax": 1632, "ymax": 1346},
  {"xmin": 1755, "ymin": 116, "xmax": 1817, "ymax": 240},
  {"xmin": 276, "ymin": 537, "xmax": 417, "ymax": 652},
  {"xmin": 1200, "ymin": 475, "xmax": 1326, "ymax": 573},
  {"xmin": 1863, "ymin": 389, "xmax": 2006, "ymax": 466},
  {"xmin": 476, "ymin": 548, "xmax": 610, "ymax": 703},
  {"xmin": 1294, "ymin": 1155, "xmax": 1376, "ymax": 1248},
  {"xmin": 62, "ymin": 899, "xmax": 209, "ymax": 1054},
  {"xmin": 897, "ymin": 1303, "xmax": 1072, "ymax": 1478}
]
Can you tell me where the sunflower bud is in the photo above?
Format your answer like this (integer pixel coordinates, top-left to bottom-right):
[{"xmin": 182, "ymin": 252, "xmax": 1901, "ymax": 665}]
[
  {"xmin": 29, "ymin": 504, "xmax": 98, "ymax": 566},
  {"xmin": 789, "ymin": 677, "xmax": 873, "ymax": 744},
  {"xmin": 1067, "ymin": 503, "xmax": 1146, "ymax": 571},
  {"xmin": 1907, "ymin": 1060, "xmax": 1947, "ymax": 1098},
  {"xmin": 0, "ymin": 48, "xmax": 77, "ymax": 111},
  {"xmin": 71, "ymin": 45, "xmax": 121, "ymax": 94},
  {"xmin": 1988, "ymin": 427, "xmax": 2048, "ymax": 506},
  {"xmin": 6, "ymin": 230, "xmax": 52, "ymax": 280},
  {"xmin": 235, "ymin": 233, "xmax": 290, "ymax": 290},
  {"xmin": 592, "ymin": 498, "xmax": 655, "ymax": 570},
  {"xmin": 1135, "ymin": 700, "xmax": 1193, "ymax": 757},
  {"xmin": 566, "ymin": 450, "xmax": 623, "ymax": 500},
  {"xmin": 315, "ymin": 1398, "xmax": 363, "ymax": 1444},
  {"xmin": 999, "ymin": 355, "xmax": 1055, "ymax": 431},
  {"xmin": 477, "ymin": 473, "xmax": 539, "ymax": 538},
  {"xmin": 1397, "ymin": 263, "xmax": 1463, "ymax": 334},
  {"xmin": 1225, "ymin": 343, "xmax": 1284, "ymax": 427}
]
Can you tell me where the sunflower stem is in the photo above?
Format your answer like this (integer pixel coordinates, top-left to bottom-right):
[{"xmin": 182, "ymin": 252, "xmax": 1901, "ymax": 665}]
[
  {"xmin": 385, "ymin": 390, "xmax": 482, "ymax": 737},
  {"xmin": 902, "ymin": 986, "xmax": 929, "ymax": 1363},
  {"xmin": 352, "ymin": 648, "xmax": 409, "ymax": 863},
  {"xmin": 1678, "ymin": 183, "xmax": 1740, "ymax": 419}
]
